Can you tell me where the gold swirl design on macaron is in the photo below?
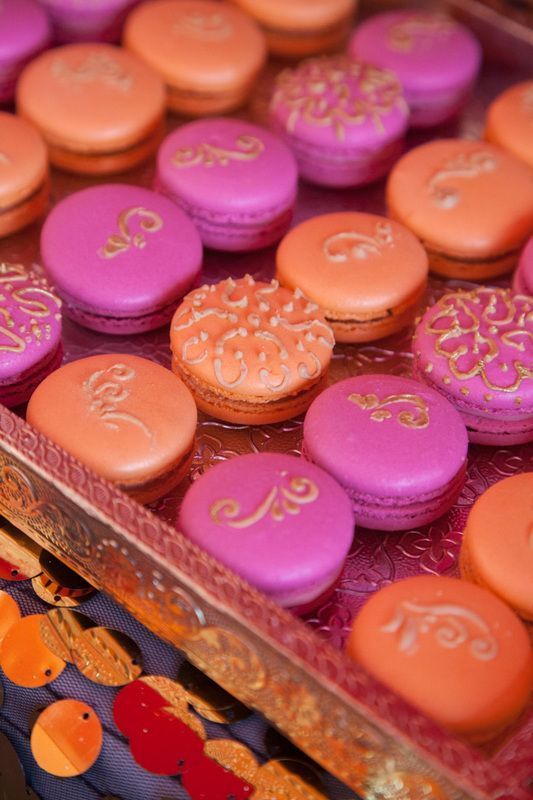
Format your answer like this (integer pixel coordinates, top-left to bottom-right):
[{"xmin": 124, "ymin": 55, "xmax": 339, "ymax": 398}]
[
  {"xmin": 97, "ymin": 206, "xmax": 163, "ymax": 259},
  {"xmin": 0, "ymin": 263, "xmax": 61, "ymax": 353},
  {"xmin": 173, "ymin": 10, "xmax": 233, "ymax": 41},
  {"xmin": 172, "ymin": 135, "xmax": 264, "ymax": 169},
  {"xmin": 51, "ymin": 52, "xmax": 133, "ymax": 92},
  {"xmin": 387, "ymin": 13, "xmax": 455, "ymax": 53},
  {"xmin": 428, "ymin": 151, "xmax": 498, "ymax": 209},
  {"xmin": 348, "ymin": 391, "xmax": 430, "ymax": 429},
  {"xmin": 323, "ymin": 222, "xmax": 394, "ymax": 262},
  {"xmin": 83, "ymin": 363, "xmax": 154, "ymax": 439}
]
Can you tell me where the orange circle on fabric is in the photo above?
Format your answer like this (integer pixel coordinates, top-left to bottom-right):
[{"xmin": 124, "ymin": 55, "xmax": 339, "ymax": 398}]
[
  {"xmin": 0, "ymin": 591, "xmax": 20, "ymax": 646},
  {"xmin": 30, "ymin": 700, "xmax": 103, "ymax": 777},
  {"xmin": 0, "ymin": 614, "xmax": 65, "ymax": 688}
]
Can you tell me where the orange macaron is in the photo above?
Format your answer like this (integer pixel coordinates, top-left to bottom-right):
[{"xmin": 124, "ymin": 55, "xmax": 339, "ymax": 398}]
[
  {"xmin": 276, "ymin": 212, "xmax": 428, "ymax": 343},
  {"xmin": 387, "ymin": 139, "xmax": 533, "ymax": 280},
  {"xmin": 347, "ymin": 575, "xmax": 533, "ymax": 743},
  {"xmin": 460, "ymin": 474, "xmax": 533, "ymax": 622},
  {"xmin": 0, "ymin": 111, "xmax": 49, "ymax": 238},
  {"xmin": 486, "ymin": 80, "xmax": 533, "ymax": 170},
  {"xmin": 124, "ymin": 0, "xmax": 267, "ymax": 116},
  {"xmin": 230, "ymin": 0, "xmax": 357, "ymax": 58},
  {"xmin": 26, "ymin": 354, "xmax": 197, "ymax": 504},
  {"xmin": 17, "ymin": 43, "xmax": 166, "ymax": 175}
]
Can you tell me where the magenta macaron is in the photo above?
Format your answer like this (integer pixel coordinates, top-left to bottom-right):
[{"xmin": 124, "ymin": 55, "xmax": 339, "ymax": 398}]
[
  {"xmin": 303, "ymin": 374, "xmax": 468, "ymax": 531},
  {"xmin": 37, "ymin": 0, "xmax": 140, "ymax": 43},
  {"xmin": 40, "ymin": 184, "xmax": 203, "ymax": 334},
  {"xmin": 179, "ymin": 452, "xmax": 354, "ymax": 611},
  {"xmin": 156, "ymin": 117, "xmax": 298, "ymax": 252},
  {"xmin": 513, "ymin": 237, "xmax": 533, "ymax": 295},
  {"xmin": 412, "ymin": 287, "xmax": 533, "ymax": 445},
  {"xmin": 0, "ymin": 0, "xmax": 50, "ymax": 103},
  {"xmin": 269, "ymin": 55, "xmax": 409, "ymax": 188},
  {"xmin": 0, "ymin": 261, "xmax": 62, "ymax": 408},
  {"xmin": 348, "ymin": 10, "xmax": 481, "ymax": 128}
]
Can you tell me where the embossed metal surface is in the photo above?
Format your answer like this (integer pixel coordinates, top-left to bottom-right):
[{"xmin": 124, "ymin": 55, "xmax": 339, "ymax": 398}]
[{"xmin": 0, "ymin": 52, "xmax": 532, "ymax": 800}]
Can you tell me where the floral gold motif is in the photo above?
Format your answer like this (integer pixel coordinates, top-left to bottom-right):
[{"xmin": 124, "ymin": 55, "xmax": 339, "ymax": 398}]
[
  {"xmin": 83, "ymin": 363, "xmax": 154, "ymax": 439},
  {"xmin": 387, "ymin": 14, "xmax": 455, "ymax": 53},
  {"xmin": 348, "ymin": 392, "xmax": 430, "ymax": 429},
  {"xmin": 428, "ymin": 151, "xmax": 498, "ymax": 209},
  {"xmin": 210, "ymin": 472, "xmax": 319, "ymax": 528},
  {"xmin": 173, "ymin": 10, "xmax": 232, "ymax": 40},
  {"xmin": 272, "ymin": 57, "xmax": 407, "ymax": 141},
  {"xmin": 98, "ymin": 207, "xmax": 163, "ymax": 259},
  {"xmin": 172, "ymin": 135, "xmax": 264, "ymax": 169},
  {"xmin": 380, "ymin": 600, "xmax": 499, "ymax": 660},
  {"xmin": 323, "ymin": 223, "xmax": 394, "ymax": 263},
  {"xmin": 0, "ymin": 263, "xmax": 60, "ymax": 354},
  {"xmin": 51, "ymin": 52, "xmax": 132, "ymax": 91}
]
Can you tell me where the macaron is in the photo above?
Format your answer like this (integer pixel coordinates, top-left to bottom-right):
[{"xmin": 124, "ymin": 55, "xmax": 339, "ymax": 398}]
[
  {"xmin": 17, "ymin": 43, "xmax": 166, "ymax": 175},
  {"xmin": 460, "ymin": 474, "xmax": 533, "ymax": 622},
  {"xmin": 269, "ymin": 55, "xmax": 409, "ymax": 188},
  {"xmin": 412, "ymin": 287, "xmax": 533, "ymax": 445},
  {"xmin": 486, "ymin": 80, "xmax": 533, "ymax": 169},
  {"xmin": 302, "ymin": 374, "xmax": 468, "ymax": 531},
  {"xmin": 26, "ymin": 354, "xmax": 197, "ymax": 504},
  {"xmin": 124, "ymin": 0, "xmax": 267, "ymax": 116},
  {"xmin": 513, "ymin": 237, "xmax": 533, "ymax": 295},
  {"xmin": 276, "ymin": 212, "xmax": 428, "ymax": 343},
  {"xmin": 386, "ymin": 139, "xmax": 533, "ymax": 280},
  {"xmin": 0, "ymin": 0, "xmax": 50, "ymax": 103},
  {"xmin": 0, "ymin": 112, "xmax": 49, "ymax": 238},
  {"xmin": 38, "ymin": 0, "xmax": 140, "ymax": 43},
  {"xmin": 230, "ymin": 0, "xmax": 357, "ymax": 58},
  {"xmin": 347, "ymin": 575, "xmax": 533, "ymax": 743},
  {"xmin": 170, "ymin": 275, "xmax": 335, "ymax": 425},
  {"xmin": 156, "ymin": 118, "xmax": 298, "ymax": 252},
  {"xmin": 40, "ymin": 184, "xmax": 203, "ymax": 334},
  {"xmin": 0, "ymin": 262, "xmax": 62, "ymax": 409},
  {"xmin": 348, "ymin": 11, "xmax": 481, "ymax": 128},
  {"xmin": 179, "ymin": 452, "xmax": 355, "ymax": 610}
]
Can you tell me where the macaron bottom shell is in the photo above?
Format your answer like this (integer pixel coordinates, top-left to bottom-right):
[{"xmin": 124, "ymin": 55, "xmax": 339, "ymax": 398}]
[
  {"xmin": 0, "ymin": 177, "xmax": 50, "ymax": 239},
  {"xmin": 59, "ymin": 294, "xmax": 187, "ymax": 336},
  {"xmin": 404, "ymin": 84, "xmax": 474, "ymax": 129},
  {"xmin": 166, "ymin": 78, "xmax": 259, "ymax": 118},
  {"xmin": 122, "ymin": 442, "xmax": 195, "ymax": 505},
  {"xmin": 424, "ymin": 245, "xmax": 520, "ymax": 281},
  {"xmin": 262, "ymin": 16, "xmax": 353, "ymax": 59}
]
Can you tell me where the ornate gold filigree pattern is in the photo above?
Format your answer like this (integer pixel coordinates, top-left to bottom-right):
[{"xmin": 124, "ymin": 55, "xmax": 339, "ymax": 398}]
[
  {"xmin": 173, "ymin": 10, "xmax": 232, "ymax": 40},
  {"xmin": 172, "ymin": 135, "xmax": 264, "ymax": 169},
  {"xmin": 210, "ymin": 472, "xmax": 319, "ymax": 528},
  {"xmin": 348, "ymin": 392, "xmax": 430, "ymax": 429},
  {"xmin": 323, "ymin": 223, "xmax": 394, "ymax": 263},
  {"xmin": 0, "ymin": 263, "xmax": 61, "ymax": 354},
  {"xmin": 272, "ymin": 57, "xmax": 407, "ymax": 141},
  {"xmin": 428, "ymin": 151, "xmax": 498, "ymax": 209},
  {"xmin": 51, "ymin": 52, "xmax": 132, "ymax": 91},
  {"xmin": 387, "ymin": 14, "xmax": 455, "ymax": 53},
  {"xmin": 83, "ymin": 363, "xmax": 154, "ymax": 439},
  {"xmin": 97, "ymin": 207, "xmax": 163, "ymax": 259}
]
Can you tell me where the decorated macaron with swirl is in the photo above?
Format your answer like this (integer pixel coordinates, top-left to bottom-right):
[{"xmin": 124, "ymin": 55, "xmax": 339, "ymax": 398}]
[
  {"xmin": 412, "ymin": 287, "xmax": 533, "ymax": 445},
  {"xmin": 170, "ymin": 275, "xmax": 335, "ymax": 424}
]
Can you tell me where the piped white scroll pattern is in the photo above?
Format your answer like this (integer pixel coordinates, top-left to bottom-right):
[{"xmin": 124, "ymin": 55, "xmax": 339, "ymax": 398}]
[
  {"xmin": 172, "ymin": 276, "xmax": 334, "ymax": 395},
  {"xmin": 173, "ymin": 10, "xmax": 233, "ymax": 40},
  {"xmin": 97, "ymin": 207, "xmax": 164, "ymax": 259},
  {"xmin": 272, "ymin": 56, "xmax": 408, "ymax": 141},
  {"xmin": 323, "ymin": 223, "xmax": 394, "ymax": 263},
  {"xmin": 380, "ymin": 600, "xmax": 499, "ymax": 661},
  {"xmin": 387, "ymin": 13, "xmax": 455, "ymax": 53},
  {"xmin": 210, "ymin": 471, "xmax": 319, "ymax": 529},
  {"xmin": 51, "ymin": 52, "xmax": 133, "ymax": 92},
  {"xmin": 428, "ymin": 150, "xmax": 498, "ymax": 209},
  {"xmin": 83, "ymin": 364, "xmax": 154, "ymax": 440},
  {"xmin": 0, "ymin": 263, "xmax": 61, "ymax": 354},
  {"xmin": 172, "ymin": 136, "xmax": 264, "ymax": 169}
]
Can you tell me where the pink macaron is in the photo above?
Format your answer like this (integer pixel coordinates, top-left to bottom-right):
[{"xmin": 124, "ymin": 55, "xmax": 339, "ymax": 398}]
[
  {"xmin": 269, "ymin": 55, "xmax": 409, "ymax": 188},
  {"xmin": 37, "ymin": 0, "xmax": 141, "ymax": 43},
  {"xmin": 0, "ymin": 0, "xmax": 50, "ymax": 103},
  {"xmin": 0, "ymin": 262, "xmax": 62, "ymax": 408},
  {"xmin": 303, "ymin": 374, "xmax": 468, "ymax": 531},
  {"xmin": 40, "ymin": 184, "xmax": 203, "ymax": 334},
  {"xmin": 513, "ymin": 237, "xmax": 533, "ymax": 295},
  {"xmin": 348, "ymin": 10, "xmax": 481, "ymax": 128},
  {"xmin": 179, "ymin": 452, "xmax": 355, "ymax": 610},
  {"xmin": 412, "ymin": 288, "xmax": 533, "ymax": 445},
  {"xmin": 156, "ymin": 117, "xmax": 298, "ymax": 252}
]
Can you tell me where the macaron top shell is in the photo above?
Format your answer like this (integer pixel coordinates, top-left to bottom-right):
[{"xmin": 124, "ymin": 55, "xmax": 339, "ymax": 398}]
[
  {"xmin": 232, "ymin": 0, "xmax": 355, "ymax": 32},
  {"xmin": 157, "ymin": 118, "xmax": 298, "ymax": 219},
  {"xmin": 516, "ymin": 237, "xmax": 533, "ymax": 295},
  {"xmin": 486, "ymin": 80, "xmax": 533, "ymax": 167},
  {"xmin": 463, "ymin": 473, "xmax": 533, "ymax": 619},
  {"xmin": 413, "ymin": 288, "xmax": 533, "ymax": 414},
  {"xmin": 40, "ymin": 185, "xmax": 203, "ymax": 317},
  {"xmin": 179, "ymin": 452, "xmax": 354, "ymax": 599},
  {"xmin": 171, "ymin": 276, "xmax": 335, "ymax": 399},
  {"xmin": 270, "ymin": 56, "xmax": 409, "ymax": 148},
  {"xmin": 304, "ymin": 374, "xmax": 468, "ymax": 498},
  {"xmin": 0, "ymin": 0, "xmax": 50, "ymax": 65},
  {"xmin": 387, "ymin": 139, "xmax": 533, "ymax": 259},
  {"xmin": 349, "ymin": 11, "xmax": 481, "ymax": 95},
  {"xmin": 0, "ymin": 262, "xmax": 62, "ymax": 382},
  {"xmin": 17, "ymin": 44, "xmax": 165, "ymax": 153},
  {"xmin": 276, "ymin": 212, "xmax": 428, "ymax": 316},
  {"xmin": 348, "ymin": 575, "xmax": 533, "ymax": 740},
  {"xmin": 124, "ymin": 0, "xmax": 266, "ymax": 92},
  {"xmin": 26, "ymin": 354, "xmax": 197, "ymax": 484},
  {"xmin": 0, "ymin": 112, "xmax": 48, "ymax": 209}
]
